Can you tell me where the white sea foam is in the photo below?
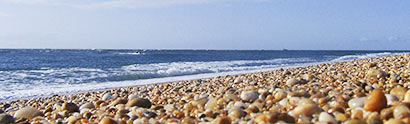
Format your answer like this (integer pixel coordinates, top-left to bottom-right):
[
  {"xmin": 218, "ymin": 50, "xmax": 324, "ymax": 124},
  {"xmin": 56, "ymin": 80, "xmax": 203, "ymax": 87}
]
[
  {"xmin": 0, "ymin": 52, "xmax": 402, "ymax": 101},
  {"xmin": 331, "ymin": 52, "xmax": 393, "ymax": 62}
]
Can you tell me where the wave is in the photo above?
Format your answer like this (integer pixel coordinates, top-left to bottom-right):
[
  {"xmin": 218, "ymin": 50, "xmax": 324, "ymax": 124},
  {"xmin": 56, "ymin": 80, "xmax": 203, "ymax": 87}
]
[
  {"xmin": 0, "ymin": 52, "xmax": 403, "ymax": 101},
  {"xmin": 330, "ymin": 52, "xmax": 394, "ymax": 62}
]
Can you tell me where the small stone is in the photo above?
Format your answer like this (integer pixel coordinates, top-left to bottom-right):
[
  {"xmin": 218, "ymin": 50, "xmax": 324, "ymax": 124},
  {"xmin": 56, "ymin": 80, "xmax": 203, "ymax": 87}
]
[
  {"xmin": 213, "ymin": 116, "xmax": 231, "ymax": 124},
  {"xmin": 102, "ymin": 93, "xmax": 114, "ymax": 101},
  {"xmin": 164, "ymin": 104, "xmax": 176, "ymax": 112},
  {"xmin": 111, "ymin": 98, "xmax": 128, "ymax": 106},
  {"xmin": 0, "ymin": 113, "xmax": 15, "ymax": 124},
  {"xmin": 293, "ymin": 99, "xmax": 320, "ymax": 116},
  {"xmin": 278, "ymin": 113, "xmax": 296, "ymax": 123},
  {"xmin": 404, "ymin": 90, "xmax": 410, "ymax": 103},
  {"xmin": 286, "ymin": 78, "xmax": 300, "ymax": 86},
  {"xmin": 128, "ymin": 93, "xmax": 139, "ymax": 100},
  {"xmin": 303, "ymin": 73, "xmax": 314, "ymax": 81},
  {"xmin": 240, "ymin": 91, "xmax": 259, "ymax": 102},
  {"xmin": 385, "ymin": 119, "xmax": 405, "ymax": 124},
  {"xmin": 368, "ymin": 118, "xmax": 383, "ymax": 124},
  {"xmin": 393, "ymin": 105, "xmax": 410, "ymax": 119},
  {"xmin": 126, "ymin": 98, "xmax": 152, "ymax": 108},
  {"xmin": 367, "ymin": 68, "xmax": 386, "ymax": 78},
  {"xmin": 223, "ymin": 93, "xmax": 239, "ymax": 101},
  {"xmin": 390, "ymin": 87, "xmax": 407, "ymax": 100},
  {"xmin": 385, "ymin": 94, "xmax": 399, "ymax": 105},
  {"xmin": 318, "ymin": 112, "xmax": 337, "ymax": 124},
  {"xmin": 100, "ymin": 118, "xmax": 118, "ymax": 124},
  {"xmin": 364, "ymin": 89, "xmax": 387, "ymax": 112},
  {"xmin": 334, "ymin": 113, "xmax": 346, "ymax": 121},
  {"xmin": 14, "ymin": 106, "xmax": 43, "ymax": 119},
  {"xmin": 228, "ymin": 108, "xmax": 246, "ymax": 119},
  {"xmin": 343, "ymin": 119, "xmax": 366, "ymax": 124},
  {"xmin": 348, "ymin": 97, "xmax": 365, "ymax": 108},
  {"xmin": 62, "ymin": 102, "xmax": 79, "ymax": 113},
  {"xmin": 254, "ymin": 114, "xmax": 267, "ymax": 123},
  {"xmin": 205, "ymin": 98, "xmax": 218, "ymax": 110},
  {"xmin": 142, "ymin": 111, "xmax": 157, "ymax": 118},
  {"xmin": 381, "ymin": 107, "xmax": 394, "ymax": 120},
  {"xmin": 79, "ymin": 103, "xmax": 95, "ymax": 110},
  {"xmin": 351, "ymin": 109, "xmax": 363, "ymax": 120},
  {"xmin": 274, "ymin": 90, "xmax": 287, "ymax": 100},
  {"xmin": 66, "ymin": 115, "xmax": 81, "ymax": 124}
]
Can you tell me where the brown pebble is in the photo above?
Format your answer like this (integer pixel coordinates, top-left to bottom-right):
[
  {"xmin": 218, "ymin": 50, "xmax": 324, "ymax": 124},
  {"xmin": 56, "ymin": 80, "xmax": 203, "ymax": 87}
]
[
  {"xmin": 344, "ymin": 119, "xmax": 366, "ymax": 124},
  {"xmin": 100, "ymin": 118, "xmax": 118, "ymax": 124},
  {"xmin": 364, "ymin": 89, "xmax": 387, "ymax": 112},
  {"xmin": 213, "ymin": 116, "xmax": 231, "ymax": 124},
  {"xmin": 62, "ymin": 102, "xmax": 79, "ymax": 113},
  {"xmin": 390, "ymin": 87, "xmax": 407, "ymax": 100},
  {"xmin": 381, "ymin": 107, "xmax": 394, "ymax": 120},
  {"xmin": 126, "ymin": 98, "xmax": 152, "ymax": 108}
]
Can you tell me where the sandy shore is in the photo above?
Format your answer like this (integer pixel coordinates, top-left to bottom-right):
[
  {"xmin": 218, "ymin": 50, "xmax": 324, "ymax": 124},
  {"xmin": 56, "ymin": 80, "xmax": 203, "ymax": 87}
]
[{"xmin": 1, "ymin": 53, "xmax": 410, "ymax": 124}]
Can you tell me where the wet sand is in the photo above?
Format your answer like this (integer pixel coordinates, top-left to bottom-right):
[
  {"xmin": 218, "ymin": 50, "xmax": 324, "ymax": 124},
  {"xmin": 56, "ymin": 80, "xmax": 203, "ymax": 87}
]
[{"xmin": 1, "ymin": 53, "xmax": 410, "ymax": 124}]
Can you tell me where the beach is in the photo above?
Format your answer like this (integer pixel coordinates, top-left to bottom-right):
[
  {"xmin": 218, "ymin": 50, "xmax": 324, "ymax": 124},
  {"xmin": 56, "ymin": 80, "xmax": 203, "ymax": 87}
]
[{"xmin": 1, "ymin": 53, "xmax": 410, "ymax": 124}]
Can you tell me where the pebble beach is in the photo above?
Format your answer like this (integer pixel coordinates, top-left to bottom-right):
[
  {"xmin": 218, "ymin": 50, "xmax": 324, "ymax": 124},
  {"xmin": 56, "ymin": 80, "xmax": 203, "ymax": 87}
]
[{"xmin": 1, "ymin": 53, "xmax": 410, "ymax": 124}]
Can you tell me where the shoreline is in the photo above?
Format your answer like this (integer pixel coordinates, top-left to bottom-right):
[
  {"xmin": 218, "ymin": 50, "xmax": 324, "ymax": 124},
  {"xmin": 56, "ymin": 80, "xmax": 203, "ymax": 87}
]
[
  {"xmin": 1, "ymin": 53, "xmax": 410, "ymax": 123},
  {"xmin": 0, "ymin": 52, "xmax": 399, "ymax": 102}
]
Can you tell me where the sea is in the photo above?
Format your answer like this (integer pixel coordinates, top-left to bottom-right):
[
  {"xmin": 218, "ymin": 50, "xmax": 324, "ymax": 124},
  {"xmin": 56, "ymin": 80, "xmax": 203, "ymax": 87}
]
[{"xmin": 0, "ymin": 49, "xmax": 407, "ymax": 101}]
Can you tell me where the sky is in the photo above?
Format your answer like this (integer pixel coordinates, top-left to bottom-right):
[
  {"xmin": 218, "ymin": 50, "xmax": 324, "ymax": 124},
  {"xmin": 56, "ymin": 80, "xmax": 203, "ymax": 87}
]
[{"xmin": 0, "ymin": 0, "xmax": 409, "ymax": 50}]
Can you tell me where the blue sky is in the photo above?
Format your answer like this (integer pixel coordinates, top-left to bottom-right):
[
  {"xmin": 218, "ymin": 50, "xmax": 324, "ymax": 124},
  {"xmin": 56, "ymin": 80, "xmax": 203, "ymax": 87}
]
[{"xmin": 0, "ymin": 0, "xmax": 409, "ymax": 50}]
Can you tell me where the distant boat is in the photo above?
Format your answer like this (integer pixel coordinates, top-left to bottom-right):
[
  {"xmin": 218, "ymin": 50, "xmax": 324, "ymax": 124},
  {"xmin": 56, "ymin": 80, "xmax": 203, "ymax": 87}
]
[
  {"xmin": 135, "ymin": 52, "xmax": 141, "ymax": 54},
  {"xmin": 282, "ymin": 49, "xmax": 288, "ymax": 51}
]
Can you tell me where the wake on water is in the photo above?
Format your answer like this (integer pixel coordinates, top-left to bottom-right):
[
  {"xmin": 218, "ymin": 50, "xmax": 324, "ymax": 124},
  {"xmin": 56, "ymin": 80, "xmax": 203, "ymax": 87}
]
[{"xmin": 0, "ymin": 52, "xmax": 401, "ymax": 101}]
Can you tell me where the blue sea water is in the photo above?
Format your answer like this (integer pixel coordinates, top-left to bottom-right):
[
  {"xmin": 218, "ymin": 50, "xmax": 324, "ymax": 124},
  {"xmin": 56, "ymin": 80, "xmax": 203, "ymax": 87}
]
[{"xmin": 0, "ymin": 49, "xmax": 407, "ymax": 100}]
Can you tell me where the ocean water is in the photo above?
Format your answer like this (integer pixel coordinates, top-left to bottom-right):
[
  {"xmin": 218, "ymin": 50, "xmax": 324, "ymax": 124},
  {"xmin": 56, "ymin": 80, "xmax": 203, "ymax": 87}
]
[{"xmin": 0, "ymin": 49, "xmax": 406, "ymax": 101}]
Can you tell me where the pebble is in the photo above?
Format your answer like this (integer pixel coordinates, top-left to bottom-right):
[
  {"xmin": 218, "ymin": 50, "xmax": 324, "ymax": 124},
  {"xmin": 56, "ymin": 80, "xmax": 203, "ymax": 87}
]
[
  {"xmin": 240, "ymin": 91, "xmax": 259, "ymax": 102},
  {"xmin": 318, "ymin": 112, "xmax": 337, "ymax": 124},
  {"xmin": 100, "ymin": 118, "xmax": 118, "ymax": 124},
  {"xmin": 393, "ymin": 105, "xmax": 410, "ymax": 119},
  {"xmin": 293, "ymin": 102, "xmax": 320, "ymax": 116},
  {"xmin": 0, "ymin": 113, "xmax": 15, "ymax": 124},
  {"xmin": 335, "ymin": 113, "xmax": 347, "ymax": 121},
  {"xmin": 364, "ymin": 89, "xmax": 387, "ymax": 112},
  {"xmin": 102, "ymin": 93, "xmax": 114, "ymax": 101},
  {"xmin": 385, "ymin": 119, "xmax": 405, "ymax": 124},
  {"xmin": 385, "ymin": 94, "xmax": 399, "ymax": 105},
  {"xmin": 390, "ymin": 87, "xmax": 407, "ymax": 100},
  {"xmin": 79, "ymin": 102, "xmax": 95, "ymax": 110},
  {"xmin": 381, "ymin": 107, "xmax": 394, "ymax": 120},
  {"xmin": 142, "ymin": 111, "xmax": 157, "ymax": 118},
  {"xmin": 366, "ymin": 68, "xmax": 386, "ymax": 78},
  {"xmin": 286, "ymin": 78, "xmax": 300, "ymax": 86},
  {"xmin": 62, "ymin": 102, "xmax": 79, "ymax": 113},
  {"xmin": 348, "ymin": 97, "xmax": 365, "ymax": 108},
  {"xmin": 126, "ymin": 98, "xmax": 152, "ymax": 108},
  {"xmin": 404, "ymin": 90, "xmax": 410, "ymax": 102},
  {"xmin": 213, "ymin": 116, "xmax": 232, "ymax": 124},
  {"xmin": 343, "ymin": 119, "xmax": 366, "ymax": 124},
  {"xmin": 128, "ymin": 93, "xmax": 139, "ymax": 100},
  {"xmin": 13, "ymin": 106, "xmax": 43, "ymax": 119},
  {"xmin": 205, "ymin": 98, "xmax": 218, "ymax": 110}
]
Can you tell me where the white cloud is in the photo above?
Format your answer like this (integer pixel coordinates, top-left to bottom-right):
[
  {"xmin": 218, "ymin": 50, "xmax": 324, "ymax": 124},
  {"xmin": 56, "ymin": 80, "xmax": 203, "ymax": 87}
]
[{"xmin": 1, "ymin": 0, "xmax": 267, "ymax": 8}]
